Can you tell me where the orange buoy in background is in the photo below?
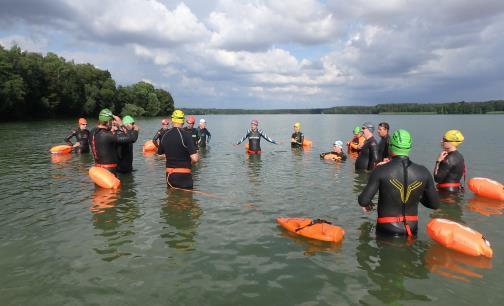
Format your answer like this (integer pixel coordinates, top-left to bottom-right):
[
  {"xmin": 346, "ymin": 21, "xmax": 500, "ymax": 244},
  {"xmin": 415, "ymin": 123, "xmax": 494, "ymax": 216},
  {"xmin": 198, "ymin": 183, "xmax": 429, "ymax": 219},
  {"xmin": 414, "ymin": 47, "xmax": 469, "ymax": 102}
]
[
  {"xmin": 427, "ymin": 218, "xmax": 493, "ymax": 258},
  {"xmin": 143, "ymin": 140, "xmax": 157, "ymax": 153},
  {"xmin": 89, "ymin": 166, "xmax": 120, "ymax": 189},
  {"xmin": 303, "ymin": 139, "xmax": 313, "ymax": 147},
  {"xmin": 468, "ymin": 177, "xmax": 504, "ymax": 201},
  {"xmin": 323, "ymin": 154, "xmax": 342, "ymax": 161},
  {"xmin": 277, "ymin": 217, "xmax": 345, "ymax": 243},
  {"xmin": 50, "ymin": 145, "xmax": 72, "ymax": 154}
]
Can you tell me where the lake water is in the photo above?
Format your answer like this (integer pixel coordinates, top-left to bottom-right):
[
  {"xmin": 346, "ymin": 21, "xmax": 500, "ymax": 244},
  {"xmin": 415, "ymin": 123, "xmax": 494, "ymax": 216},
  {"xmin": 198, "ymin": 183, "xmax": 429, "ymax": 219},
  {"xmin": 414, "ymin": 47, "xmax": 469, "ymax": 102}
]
[{"xmin": 1, "ymin": 114, "xmax": 503, "ymax": 305}]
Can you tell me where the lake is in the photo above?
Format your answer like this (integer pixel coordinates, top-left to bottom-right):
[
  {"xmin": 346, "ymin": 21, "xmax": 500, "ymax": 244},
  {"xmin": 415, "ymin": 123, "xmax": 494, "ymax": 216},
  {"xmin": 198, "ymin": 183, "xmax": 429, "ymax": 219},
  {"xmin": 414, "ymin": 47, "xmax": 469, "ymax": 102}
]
[{"xmin": 0, "ymin": 114, "xmax": 503, "ymax": 305}]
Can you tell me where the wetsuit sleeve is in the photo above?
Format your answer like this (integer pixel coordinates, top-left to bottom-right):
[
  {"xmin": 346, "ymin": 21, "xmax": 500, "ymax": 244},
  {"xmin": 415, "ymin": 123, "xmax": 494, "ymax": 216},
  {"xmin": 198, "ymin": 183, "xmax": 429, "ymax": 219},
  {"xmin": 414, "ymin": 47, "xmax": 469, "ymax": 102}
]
[
  {"xmin": 185, "ymin": 132, "xmax": 198, "ymax": 155},
  {"xmin": 358, "ymin": 169, "xmax": 381, "ymax": 207},
  {"xmin": 341, "ymin": 152, "xmax": 347, "ymax": 161},
  {"xmin": 434, "ymin": 158, "xmax": 452, "ymax": 183},
  {"xmin": 259, "ymin": 130, "xmax": 277, "ymax": 144},
  {"xmin": 369, "ymin": 141, "xmax": 379, "ymax": 170},
  {"xmin": 420, "ymin": 172, "xmax": 440, "ymax": 209},
  {"xmin": 131, "ymin": 130, "xmax": 139, "ymax": 143},
  {"xmin": 64, "ymin": 129, "xmax": 77, "ymax": 145},
  {"xmin": 114, "ymin": 129, "xmax": 134, "ymax": 144},
  {"xmin": 300, "ymin": 133, "xmax": 304, "ymax": 144},
  {"xmin": 206, "ymin": 129, "xmax": 211, "ymax": 143},
  {"xmin": 236, "ymin": 130, "xmax": 251, "ymax": 145},
  {"xmin": 153, "ymin": 130, "xmax": 161, "ymax": 146}
]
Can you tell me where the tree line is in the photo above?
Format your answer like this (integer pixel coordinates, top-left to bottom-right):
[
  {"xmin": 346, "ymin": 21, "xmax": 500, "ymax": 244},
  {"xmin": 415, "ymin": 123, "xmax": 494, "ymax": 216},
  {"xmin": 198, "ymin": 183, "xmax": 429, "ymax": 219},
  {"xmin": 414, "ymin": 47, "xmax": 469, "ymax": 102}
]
[{"xmin": 0, "ymin": 44, "xmax": 174, "ymax": 120}]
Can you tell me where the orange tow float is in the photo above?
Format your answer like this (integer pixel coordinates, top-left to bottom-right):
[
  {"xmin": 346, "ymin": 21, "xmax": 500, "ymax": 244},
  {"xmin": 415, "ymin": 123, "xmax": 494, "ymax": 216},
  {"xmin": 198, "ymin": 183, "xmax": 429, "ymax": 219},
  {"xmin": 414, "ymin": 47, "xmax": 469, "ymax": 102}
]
[
  {"xmin": 322, "ymin": 154, "xmax": 343, "ymax": 161},
  {"xmin": 302, "ymin": 139, "xmax": 313, "ymax": 147},
  {"xmin": 89, "ymin": 166, "xmax": 120, "ymax": 189},
  {"xmin": 277, "ymin": 217, "xmax": 345, "ymax": 243},
  {"xmin": 143, "ymin": 140, "xmax": 157, "ymax": 153},
  {"xmin": 427, "ymin": 218, "xmax": 493, "ymax": 258},
  {"xmin": 468, "ymin": 177, "xmax": 504, "ymax": 201},
  {"xmin": 50, "ymin": 145, "xmax": 73, "ymax": 154}
]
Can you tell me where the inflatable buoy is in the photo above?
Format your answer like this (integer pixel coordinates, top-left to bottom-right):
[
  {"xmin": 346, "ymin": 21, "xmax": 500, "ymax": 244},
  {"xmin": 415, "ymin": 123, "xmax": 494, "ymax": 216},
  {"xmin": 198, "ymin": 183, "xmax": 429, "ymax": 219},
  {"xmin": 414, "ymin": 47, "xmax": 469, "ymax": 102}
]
[
  {"xmin": 427, "ymin": 218, "xmax": 493, "ymax": 258},
  {"xmin": 89, "ymin": 166, "xmax": 120, "ymax": 189},
  {"xmin": 277, "ymin": 217, "xmax": 345, "ymax": 243},
  {"xmin": 50, "ymin": 145, "xmax": 72, "ymax": 154},
  {"xmin": 245, "ymin": 143, "xmax": 249, "ymax": 150},
  {"xmin": 468, "ymin": 177, "xmax": 504, "ymax": 201},
  {"xmin": 323, "ymin": 154, "xmax": 342, "ymax": 161},
  {"xmin": 143, "ymin": 140, "xmax": 157, "ymax": 153},
  {"xmin": 303, "ymin": 139, "xmax": 312, "ymax": 147}
]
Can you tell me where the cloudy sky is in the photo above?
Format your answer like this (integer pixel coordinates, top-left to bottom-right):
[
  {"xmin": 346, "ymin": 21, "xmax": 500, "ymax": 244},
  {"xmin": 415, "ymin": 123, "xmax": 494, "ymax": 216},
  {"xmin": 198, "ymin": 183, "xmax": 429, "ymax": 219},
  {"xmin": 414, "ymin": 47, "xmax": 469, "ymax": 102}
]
[{"xmin": 1, "ymin": 0, "xmax": 503, "ymax": 109}]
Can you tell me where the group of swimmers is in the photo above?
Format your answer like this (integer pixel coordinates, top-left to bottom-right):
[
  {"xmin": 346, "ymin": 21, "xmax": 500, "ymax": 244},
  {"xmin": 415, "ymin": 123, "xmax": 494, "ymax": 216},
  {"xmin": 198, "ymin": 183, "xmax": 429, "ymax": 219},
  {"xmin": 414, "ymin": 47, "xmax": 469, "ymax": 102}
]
[{"xmin": 66, "ymin": 109, "xmax": 467, "ymax": 238}]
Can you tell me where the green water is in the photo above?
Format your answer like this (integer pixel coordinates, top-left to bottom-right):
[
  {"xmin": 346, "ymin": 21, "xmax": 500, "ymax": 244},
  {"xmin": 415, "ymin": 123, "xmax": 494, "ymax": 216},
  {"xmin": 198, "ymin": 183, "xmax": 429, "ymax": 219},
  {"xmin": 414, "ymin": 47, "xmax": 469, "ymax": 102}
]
[{"xmin": 0, "ymin": 115, "xmax": 503, "ymax": 305}]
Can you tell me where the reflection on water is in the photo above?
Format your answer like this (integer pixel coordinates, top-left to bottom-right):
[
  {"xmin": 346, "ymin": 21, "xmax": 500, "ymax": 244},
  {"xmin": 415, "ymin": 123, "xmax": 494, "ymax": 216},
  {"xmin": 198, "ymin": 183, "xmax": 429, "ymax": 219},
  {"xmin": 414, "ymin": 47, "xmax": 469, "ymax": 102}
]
[
  {"xmin": 160, "ymin": 189, "xmax": 202, "ymax": 252},
  {"xmin": 357, "ymin": 222, "xmax": 431, "ymax": 304},
  {"xmin": 352, "ymin": 172, "xmax": 369, "ymax": 196},
  {"xmin": 431, "ymin": 191, "xmax": 465, "ymax": 222},
  {"xmin": 424, "ymin": 243, "xmax": 493, "ymax": 283},
  {"xmin": 246, "ymin": 154, "xmax": 262, "ymax": 186},
  {"xmin": 466, "ymin": 197, "xmax": 504, "ymax": 216}
]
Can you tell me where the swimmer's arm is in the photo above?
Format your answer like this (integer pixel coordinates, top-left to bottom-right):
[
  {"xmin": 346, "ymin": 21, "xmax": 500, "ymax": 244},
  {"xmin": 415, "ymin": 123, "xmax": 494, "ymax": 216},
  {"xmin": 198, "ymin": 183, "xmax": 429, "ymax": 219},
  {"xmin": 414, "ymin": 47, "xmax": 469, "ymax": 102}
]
[
  {"xmin": 64, "ymin": 129, "xmax": 77, "ymax": 146},
  {"xmin": 433, "ymin": 159, "xmax": 450, "ymax": 183},
  {"xmin": 260, "ymin": 130, "xmax": 277, "ymax": 144},
  {"xmin": 358, "ymin": 170, "xmax": 380, "ymax": 211},
  {"xmin": 236, "ymin": 130, "xmax": 250, "ymax": 145},
  {"xmin": 421, "ymin": 173, "xmax": 440, "ymax": 209}
]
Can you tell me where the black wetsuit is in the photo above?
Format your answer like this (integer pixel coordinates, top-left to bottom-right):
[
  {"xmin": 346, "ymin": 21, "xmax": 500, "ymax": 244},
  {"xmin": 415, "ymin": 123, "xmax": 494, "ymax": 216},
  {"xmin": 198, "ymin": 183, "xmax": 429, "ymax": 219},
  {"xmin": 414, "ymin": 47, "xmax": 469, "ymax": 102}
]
[
  {"xmin": 116, "ymin": 128, "xmax": 139, "ymax": 173},
  {"xmin": 355, "ymin": 137, "xmax": 379, "ymax": 171},
  {"xmin": 291, "ymin": 132, "xmax": 304, "ymax": 148},
  {"xmin": 236, "ymin": 129, "xmax": 277, "ymax": 153},
  {"xmin": 378, "ymin": 134, "xmax": 390, "ymax": 162},
  {"xmin": 158, "ymin": 127, "xmax": 198, "ymax": 189},
  {"xmin": 358, "ymin": 156, "xmax": 439, "ymax": 237},
  {"xmin": 65, "ymin": 128, "xmax": 90, "ymax": 153},
  {"xmin": 197, "ymin": 127, "xmax": 211, "ymax": 147},
  {"xmin": 90, "ymin": 127, "xmax": 135, "ymax": 173},
  {"xmin": 434, "ymin": 150, "xmax": 465, "ymax": 192},
  {"xmin": 153, "ymin": 128, "xmax": 169, "ymax": 147},
  {"xmin": 320, "ymin": 151, "xmax": 347, "ymax": 161},
  {"xmin": 184, "ymin": 127, "xmax": 200, "ymax": 148}
]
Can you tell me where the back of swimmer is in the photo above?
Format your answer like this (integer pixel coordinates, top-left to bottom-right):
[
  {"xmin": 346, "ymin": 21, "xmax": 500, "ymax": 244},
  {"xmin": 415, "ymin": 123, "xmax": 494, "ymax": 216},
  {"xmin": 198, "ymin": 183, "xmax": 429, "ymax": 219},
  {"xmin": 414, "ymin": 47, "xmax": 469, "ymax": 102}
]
[
  {"xmin": 291, "ymin": 122, "xmax": 304, "ymax": 148},
  {"xmin": 355, "ymin": 122, "xmax": 379, "ymax": 171},
  {"xmin": 358, "ymin": 129, "xmax": 439, "ymax": 237},
  {"xmin": 320, "ymin": 141, "xmax": 347, "ymax": 161},
  {"xmin": 434, "ymin": 130, "xmax": 465, "ymax": 192}
]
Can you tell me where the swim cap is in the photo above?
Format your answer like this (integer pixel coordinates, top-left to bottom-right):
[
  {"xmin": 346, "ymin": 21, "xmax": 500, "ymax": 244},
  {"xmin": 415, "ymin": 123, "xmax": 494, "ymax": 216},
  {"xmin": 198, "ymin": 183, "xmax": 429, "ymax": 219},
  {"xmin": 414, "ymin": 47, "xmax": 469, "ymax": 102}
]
[
  {"xmin": 353, "ymin": 126, "xmax": 362, "ymax": 135},
  {"xmin": 443, "ymin": 130, "xmax": 464, "ymax": 147},
  {"xmin": 98, "ymin": 108, "xmax": 113, "ymax": 122},
  {"xmin": 294, "ymin": 122, "xmax": 301, "ymax": 129},
  {"xmin": 78, "ymin": 118, "xmax": 87, "ymax": 125},
  {"xmin": 122, "ymin": 115, "xmax": 135, "ymax": 125},
  {"xmin": 333, "ymin": 140, "xmax": 344, "ymax": 148},
  {"xmin": 161, "ymin": 118, "xmax": 170, "ymax": 125},
  {"xmin": 199, "ymin": 118, "xmax": 206, "ymax": 124},
  {"xmin": 186, "ymin": 115, "xmax": 195, "ymax": 124},
  {"xmin": 389, "ymin": 129, "xmax": 412, "ymax": 156},
  {"xmin": 362, "ymin": 122, "xmax": 374, "ymax": 133},
  {"xmin": 171, "ymin": 110, "xmax": 185, "ymax": 124},
  {"xmin": 251, "ymin": 119, "xmax": 259, "ymax": 125}
]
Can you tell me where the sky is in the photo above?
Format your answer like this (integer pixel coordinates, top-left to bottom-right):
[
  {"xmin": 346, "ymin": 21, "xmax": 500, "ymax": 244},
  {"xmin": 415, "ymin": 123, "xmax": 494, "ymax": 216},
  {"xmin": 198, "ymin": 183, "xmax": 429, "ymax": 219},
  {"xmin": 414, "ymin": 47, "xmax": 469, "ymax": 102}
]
[{"xmin": 1, "ymin": 0, "xmax": 503, "ymax": 109}]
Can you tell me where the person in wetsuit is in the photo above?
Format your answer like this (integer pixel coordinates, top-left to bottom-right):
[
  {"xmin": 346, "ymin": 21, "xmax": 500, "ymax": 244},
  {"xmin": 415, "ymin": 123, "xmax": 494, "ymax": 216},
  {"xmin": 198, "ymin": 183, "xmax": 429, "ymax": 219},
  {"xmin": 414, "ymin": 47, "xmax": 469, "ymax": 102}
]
[
  {"xmin": 347, "ymin": 126, "xmax": 365, "ymax": 157},
  {"xmin": 90, "ymin": 109, "xmax": 136, "ymax": 174},
  {"xmin": 153, "ymin": 118, "xmax": 170, "ymax": 148},
  {"xmin": 184, "ymin": 115, "xmax": 200, "ymax": 149},
  {"xmin": 197, "ymin": 118, "xmax": 211, "ymax": 148},
  {"xmin": 358, "ymin": 129, "xmax": 439, "ymax": 237},
  {"xmin": 65, "ymin": 118, "xmax": 90, "ymax": 153},
  {"xmin": 235, "ymin": 119, "xmax": 278, "ymax": 154},
  {"xmin": 116, "ymin": 115, "xmax": 139, "ymax": 173},
  {"xmin": 291, "ymin": 122, "xmax": 304, "ymax": 148},
  {"xmin": 434, "ymin": 130, "xmax": 466, "ymax": 192},
  {"xmin": 320, "ymin": 140, "xmax": 347, "ymax": 161},
  {"xmin": 158, "ymin": 110, "xmax": 199, "ymax": 189},
  {"xmin": 377, "ymin": 122, "xmax": 390, "ymax": 163},
  {"xmin": 355, "ymin": 122, "xmax": 379, "ymax": 171}
]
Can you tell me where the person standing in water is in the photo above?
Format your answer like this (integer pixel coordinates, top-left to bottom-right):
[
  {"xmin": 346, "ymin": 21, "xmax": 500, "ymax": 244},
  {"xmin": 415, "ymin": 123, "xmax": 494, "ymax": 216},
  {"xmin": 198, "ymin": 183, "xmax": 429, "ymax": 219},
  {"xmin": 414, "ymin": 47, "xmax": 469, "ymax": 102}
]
[
  {"xmin": 291, "ymin": 122, "xmax": 304, "ymax": 148},
  {"xmin": 235, "ymin": 119, "xmax": 278, "ymax": 154},
  {"xmin": 197, "ymin": 118, "xmax": 211, "ymax": 148},
  {"xmin": 434, "ymin": 130, "xmax": 466, "ymax": 193},
  {"xmin": 153, "ymin": 118, "xmax": 170, "ymax": 148},
  {"xmin": 358, "ymin": 129, "xmax": 439, "ymax": 237},
  {"xmin": 65, "ymin": 118, "xmax": 90, "ymax": 153},
  {"xmin": 377, "ymin": 122, "xmax": 391, "ymax": 163},
  {"xmin": 320, "ymin": 140, "xmax": 347, "ymax": 161},
  {"xmin": 117, "ymin": 115, "xmax": 139, "ymax": 173},
  {"xmin": 184, "ymin": 115, "xmax": 200, "ymax": 148},
  {"xmin": 355, "ymin": 122, "xmax": 379, "ymax": 171},
  {"xmin": 158, "ymin": 110, "xmax": 199, "ymax": 189},
  {"xmin": 347, "ymin": 126, "xmax": 365, "ymax": 156}
]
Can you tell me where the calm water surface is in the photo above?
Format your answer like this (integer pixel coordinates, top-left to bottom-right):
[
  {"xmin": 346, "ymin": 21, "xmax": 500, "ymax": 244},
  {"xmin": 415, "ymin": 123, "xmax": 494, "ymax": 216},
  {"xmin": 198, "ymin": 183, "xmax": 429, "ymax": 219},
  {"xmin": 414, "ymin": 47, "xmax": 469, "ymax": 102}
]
[{"xmin": 0, "ymin": 115, "xmax": 503, "ymax": 305}]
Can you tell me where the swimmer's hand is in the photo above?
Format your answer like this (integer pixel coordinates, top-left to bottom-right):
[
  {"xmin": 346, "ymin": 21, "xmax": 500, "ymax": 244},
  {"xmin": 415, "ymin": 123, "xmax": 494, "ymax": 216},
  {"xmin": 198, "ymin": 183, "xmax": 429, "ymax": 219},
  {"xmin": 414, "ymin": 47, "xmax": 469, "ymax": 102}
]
[{"xmin": 362, "ymin": 203, "xmax": 375, "ymax": 213}]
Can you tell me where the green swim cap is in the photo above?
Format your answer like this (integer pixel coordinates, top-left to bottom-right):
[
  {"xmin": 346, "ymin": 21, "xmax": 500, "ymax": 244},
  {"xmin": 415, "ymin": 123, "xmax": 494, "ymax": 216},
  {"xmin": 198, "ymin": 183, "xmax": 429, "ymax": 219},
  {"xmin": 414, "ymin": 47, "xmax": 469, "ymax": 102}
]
[
  {"xmin": 389, "ymin": 129, "xmax": 412, "ymax": 156},
  {"xmin": 123, "ymin": 115, "xmax": 135, "ymax": 125},
  {"xmin": 99, "ymin": 108, "xmax": 113, "ymax": 122},
  {"xmin": 353, "ymin": 126, "xmax": 362, "ymax": 135}
]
